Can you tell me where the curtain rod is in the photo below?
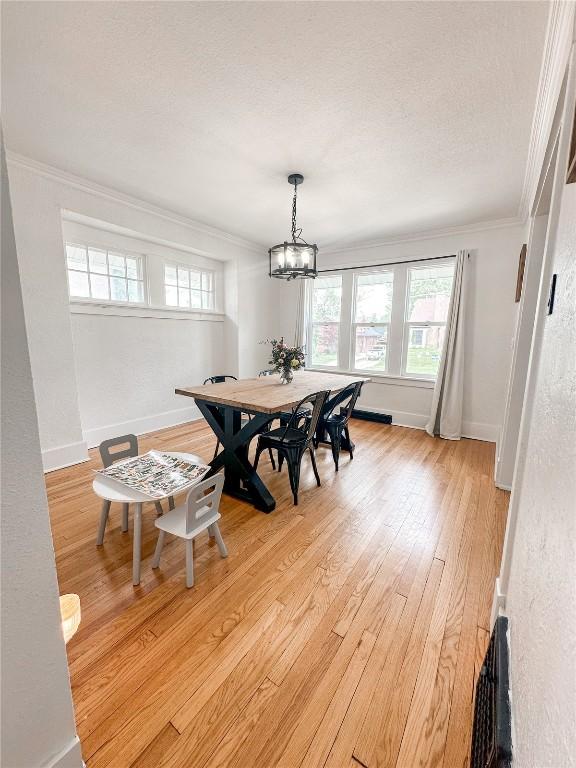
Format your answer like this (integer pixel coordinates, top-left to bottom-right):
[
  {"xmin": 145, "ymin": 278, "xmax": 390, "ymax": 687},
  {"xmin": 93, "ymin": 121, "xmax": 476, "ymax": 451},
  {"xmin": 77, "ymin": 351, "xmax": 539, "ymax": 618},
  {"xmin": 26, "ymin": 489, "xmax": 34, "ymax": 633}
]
[{"xmin": 317, "ymin": 253, "xmax": 457, "ymax": 274}]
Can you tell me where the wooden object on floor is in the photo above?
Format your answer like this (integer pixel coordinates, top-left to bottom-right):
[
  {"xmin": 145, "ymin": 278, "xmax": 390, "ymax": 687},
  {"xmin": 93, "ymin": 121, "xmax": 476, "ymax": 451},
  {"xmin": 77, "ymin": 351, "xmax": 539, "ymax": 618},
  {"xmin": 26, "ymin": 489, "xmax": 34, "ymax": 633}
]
[{"xmin": 46, "ymin": 418, "xmax": 509, "ymax": 768}]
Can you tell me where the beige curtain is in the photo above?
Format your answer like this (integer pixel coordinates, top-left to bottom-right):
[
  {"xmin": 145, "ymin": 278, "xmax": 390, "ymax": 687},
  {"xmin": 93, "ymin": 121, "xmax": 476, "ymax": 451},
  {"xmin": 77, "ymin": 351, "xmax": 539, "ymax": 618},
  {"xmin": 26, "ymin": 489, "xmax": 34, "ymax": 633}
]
[
  {"xmin": 426, "ymin": 249, "xmax": 469, "ymax": 440},
  {"xmin": 293, "ymin": 280, "xmax": 306, "ymax": 347}
]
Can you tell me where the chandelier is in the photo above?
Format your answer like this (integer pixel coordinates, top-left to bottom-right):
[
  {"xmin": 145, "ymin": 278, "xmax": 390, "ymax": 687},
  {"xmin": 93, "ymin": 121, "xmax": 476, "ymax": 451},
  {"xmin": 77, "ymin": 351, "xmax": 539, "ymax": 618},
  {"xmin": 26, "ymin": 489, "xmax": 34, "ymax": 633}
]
[{"xmin": 269, "ymin": 173, "xmax": 318, "ymax": 280}]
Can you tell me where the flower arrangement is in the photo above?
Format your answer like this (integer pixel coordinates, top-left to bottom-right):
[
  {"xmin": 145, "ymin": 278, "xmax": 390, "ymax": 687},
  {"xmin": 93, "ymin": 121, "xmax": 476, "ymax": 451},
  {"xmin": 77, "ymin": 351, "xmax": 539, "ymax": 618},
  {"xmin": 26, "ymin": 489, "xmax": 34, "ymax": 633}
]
[{"xmin": 268, "ymin": 337, "xmax": 305, "ymax": 384}]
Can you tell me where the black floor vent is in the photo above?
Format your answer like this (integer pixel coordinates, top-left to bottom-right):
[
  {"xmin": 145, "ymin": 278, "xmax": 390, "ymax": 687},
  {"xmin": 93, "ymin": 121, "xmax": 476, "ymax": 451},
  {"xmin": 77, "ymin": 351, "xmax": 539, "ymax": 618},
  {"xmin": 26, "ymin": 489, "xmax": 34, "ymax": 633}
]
[
  {"xmin": 471, "ymin": 615, "xmax": 512, "ymax": 768},
  {"xmin": 351, "ymin": 409, "xmax": 392, "ymax": 424}
]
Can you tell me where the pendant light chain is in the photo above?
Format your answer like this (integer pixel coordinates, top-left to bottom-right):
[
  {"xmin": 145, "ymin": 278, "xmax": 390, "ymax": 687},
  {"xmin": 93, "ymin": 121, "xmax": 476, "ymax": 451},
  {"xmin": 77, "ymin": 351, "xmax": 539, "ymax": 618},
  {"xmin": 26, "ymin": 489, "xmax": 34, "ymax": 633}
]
[
  {"xmin": 291, "ymin": 181, "xmax": 304, "ymax": 243},
  {"xmin": 291, "ymin": 182, "xmax": 298, "ymax": 243}
]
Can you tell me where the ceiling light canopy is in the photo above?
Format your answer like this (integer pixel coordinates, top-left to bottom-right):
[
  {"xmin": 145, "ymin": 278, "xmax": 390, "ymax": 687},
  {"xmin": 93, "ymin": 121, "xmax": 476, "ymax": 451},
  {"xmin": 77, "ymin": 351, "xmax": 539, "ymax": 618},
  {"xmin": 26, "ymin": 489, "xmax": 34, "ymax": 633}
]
[{"xmin": 269, "ymin": 173, "xmax": 318, "ymax": 280}]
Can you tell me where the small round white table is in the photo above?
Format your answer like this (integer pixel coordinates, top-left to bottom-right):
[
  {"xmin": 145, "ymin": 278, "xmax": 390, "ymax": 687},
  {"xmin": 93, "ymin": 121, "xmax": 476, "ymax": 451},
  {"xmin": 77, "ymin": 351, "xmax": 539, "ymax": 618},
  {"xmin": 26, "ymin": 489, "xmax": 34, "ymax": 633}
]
[{"xmin": 93, "ymin": 451, "xmax": 203, "ymax": 586}]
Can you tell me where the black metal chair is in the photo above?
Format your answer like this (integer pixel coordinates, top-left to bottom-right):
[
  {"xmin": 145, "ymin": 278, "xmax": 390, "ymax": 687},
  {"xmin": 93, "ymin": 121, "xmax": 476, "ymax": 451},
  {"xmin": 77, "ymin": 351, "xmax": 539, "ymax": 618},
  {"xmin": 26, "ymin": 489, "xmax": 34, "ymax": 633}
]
[
  {"xmin": 254, "ymin": 390, "xmax": 329, "ymax": 505},
  {"xmin": 203, "ymin": 375, "xmax": 238, "ymax": 385},
  {"xmin": 314, "ymin": 381, "xmax": 364, "ymax": 471},
  {"xmin": 98, "ymin": 434, "xmax": 171, "ymax": 535}
]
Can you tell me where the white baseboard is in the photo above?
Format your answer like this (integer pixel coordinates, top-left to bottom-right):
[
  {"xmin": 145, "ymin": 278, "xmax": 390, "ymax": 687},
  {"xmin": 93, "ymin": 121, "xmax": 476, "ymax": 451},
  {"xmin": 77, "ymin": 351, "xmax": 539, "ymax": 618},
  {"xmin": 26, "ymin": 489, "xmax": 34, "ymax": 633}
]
[
  {"xmin": 43, "ymin": 736, "xmax": 84, "ymax": 768},
  {"xmin": 42, "ymin": 441, "xmax": 89, "ymax": 473},
  {"xmin": 44, "ymin": 406, "xmax": 498, "ymax": 473},
  {"xmin": 494, "ymin": 449, "xmax": 514, "ymax": 491},
  {"xmin": 356, "ymin": 406, "xmax": 499, "ymax": 443},
  {"xmin": 461, "ymin": 420, "xmax": 499, "ymax": 443},
  {"xmin": 490, "ymin": 576, "xmax": 506, "ymax": 630},
  {"xmin": 391, "ymin": 410, "xmax": 429, "ymax": 430},
  {"xmin": 82, "ymin": 405, "xmax": 202, "ymax": 449}
]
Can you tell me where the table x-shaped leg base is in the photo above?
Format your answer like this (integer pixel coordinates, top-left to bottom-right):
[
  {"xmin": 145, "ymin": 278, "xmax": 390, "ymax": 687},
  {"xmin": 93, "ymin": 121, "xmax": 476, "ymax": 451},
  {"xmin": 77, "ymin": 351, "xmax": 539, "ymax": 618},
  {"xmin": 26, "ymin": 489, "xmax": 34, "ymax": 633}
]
[{"xmin": 196, "ymin": 400, "xmax": 276, "ymax": 513}]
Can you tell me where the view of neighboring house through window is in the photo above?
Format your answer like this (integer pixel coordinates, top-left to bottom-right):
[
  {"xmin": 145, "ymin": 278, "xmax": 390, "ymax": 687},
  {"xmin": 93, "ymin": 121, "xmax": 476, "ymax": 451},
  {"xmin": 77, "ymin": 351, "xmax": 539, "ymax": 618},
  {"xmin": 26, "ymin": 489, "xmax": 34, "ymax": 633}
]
[
  {"xmin": 66, "ymin": 244, "xmax": 145, "ymax": 303},
  {"xmin": 404, "ymin": 264, "xmax": 454, "ymax": 378},
  {"xmin": 306, "ymin": 258, "xmax": 455, "ymax": 380},
  {"xmin": 309, "ymin": 275, "xmax": 342, "ymax": 366},
  {"xmin": 164, "ymin": 263, "xmax": 214, "ymax": 310},
  {"xmin": 352, "ymin": 271, "xmax": 393, "ymax": 371}
]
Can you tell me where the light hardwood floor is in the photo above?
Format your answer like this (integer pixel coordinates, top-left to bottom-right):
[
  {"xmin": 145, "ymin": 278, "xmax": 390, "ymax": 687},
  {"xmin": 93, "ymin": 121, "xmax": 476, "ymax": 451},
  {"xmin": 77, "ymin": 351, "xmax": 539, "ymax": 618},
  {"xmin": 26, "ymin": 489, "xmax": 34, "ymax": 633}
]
[{"xmin": 46, "ymin": 419, "xmax": 509, "ymax": 768}]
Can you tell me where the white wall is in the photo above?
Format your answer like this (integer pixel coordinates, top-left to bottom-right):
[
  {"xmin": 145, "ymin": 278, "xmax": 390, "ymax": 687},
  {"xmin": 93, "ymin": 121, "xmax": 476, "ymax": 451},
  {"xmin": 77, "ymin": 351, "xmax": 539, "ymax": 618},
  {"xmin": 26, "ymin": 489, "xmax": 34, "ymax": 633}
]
[
  {"xmin": 503, "ymin": 40, "xmax": 576, "ymax": 768},
  {"xmin": 237, "ymin": 254, "xmax": 284, "ymax": 378},
  {"xmin": 496, "ymin": 214, "xmax": 547, "ymax": 489},
  {"xmin": 1, "ymin": 143, "xmax": 82, "ymax": 767},
  {"xmin": 275, "ymin": 222, "xmax": 525, "ymax": 442},
  {"xmin": 6, "ymin": 156, "xmax": 267, "ymax": 468},
  {"xmin": 7, "ymin": 153, "xmax": 525, "ymax": 467},
  {"xmin": 62, "ymin": 219, "xmax": 227, "ymax": 447}
]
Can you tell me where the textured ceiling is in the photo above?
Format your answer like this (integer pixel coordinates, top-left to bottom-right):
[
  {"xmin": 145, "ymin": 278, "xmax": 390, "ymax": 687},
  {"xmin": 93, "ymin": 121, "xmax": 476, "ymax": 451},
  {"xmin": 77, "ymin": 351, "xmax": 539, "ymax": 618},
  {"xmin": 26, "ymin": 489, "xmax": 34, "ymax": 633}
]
[{"xmin": 2, "ymin": 1, "xmax": 549, "ymax": 248}]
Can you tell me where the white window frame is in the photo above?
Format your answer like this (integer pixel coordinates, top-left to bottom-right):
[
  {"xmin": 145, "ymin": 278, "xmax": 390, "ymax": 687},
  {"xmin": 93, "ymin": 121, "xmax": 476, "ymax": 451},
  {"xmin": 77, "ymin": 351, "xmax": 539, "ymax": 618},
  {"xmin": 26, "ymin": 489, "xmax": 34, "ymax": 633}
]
[
  {"xmin": 305, "ymin": 257, "xmax": 455, "ymax": 383},
  {"xmin": 350, "ymin": 269, "xmax": 394, "ymax": 375},
  {"xmin": 401, "ymin": 260, "xmax": 455, "ymax": 380},
  {"xmin": 305, "ymin": 273, "xmax": 344, "ymax": 370},
  {"xmin": 164, "ymin": 261, "xmax": 215, "ymax": 311},
  {"xmin": 65, "ymin": 242, "xmax": 148, "ymax": 306}
]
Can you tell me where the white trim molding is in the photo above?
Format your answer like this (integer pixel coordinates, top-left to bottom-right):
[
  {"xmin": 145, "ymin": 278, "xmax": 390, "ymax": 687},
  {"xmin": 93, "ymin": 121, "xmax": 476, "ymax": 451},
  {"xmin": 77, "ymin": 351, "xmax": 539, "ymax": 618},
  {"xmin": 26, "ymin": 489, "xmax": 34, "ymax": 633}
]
[
  {"xmin": 518, "ymin": 0, "xmax": 576, "ymax": 220},
  {"xmin": 355, "ymin": 405, "xmax": 499, "ymax": 442},
  {"xmin": 321, "ymin": 217, "xmax": 522, "ymax": 256},
  {"xmin": 70, "ymin": 301, "xmax": 225, "ymax": 322},
  {"xmin": 42, "ymin": 736, "xmax": 84, "ymax": 768},
  {"xmin": 42, "ymin": 408, "xmax": 204, "ymax": 472},
  {"xmin": 461, "ymin": 420, "xmax": 500, "ymax": 444},
  {"xmin": 82, "ymin": 405, "xmax": 202, "ymax": 449},
  {"xmin": 42, "ymin": 441, "xmax": 89, "ymax": 473},
  {"xmin": 307, "ymin": 367, "xmax": 434, "ymax": 389},
  {"xmin": 6, "ymin": 151, "xmax": 262, "ymax": 255},
  {"xmin": 490, "ymin": 577, "xmax": 507, "ymax": 630}
]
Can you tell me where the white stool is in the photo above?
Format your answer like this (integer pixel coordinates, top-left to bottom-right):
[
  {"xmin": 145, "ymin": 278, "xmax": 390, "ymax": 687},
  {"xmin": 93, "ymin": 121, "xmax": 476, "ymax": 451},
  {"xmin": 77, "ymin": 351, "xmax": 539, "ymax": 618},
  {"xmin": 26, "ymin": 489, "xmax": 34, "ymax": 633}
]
[{"xmin": 152, "ymin": 473, "xmax": 227, "ymax": 588}]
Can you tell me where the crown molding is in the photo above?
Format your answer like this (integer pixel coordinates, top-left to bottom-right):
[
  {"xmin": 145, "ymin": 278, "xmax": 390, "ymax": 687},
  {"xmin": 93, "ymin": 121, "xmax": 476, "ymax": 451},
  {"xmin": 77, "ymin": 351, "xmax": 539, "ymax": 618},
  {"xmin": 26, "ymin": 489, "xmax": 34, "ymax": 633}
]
[
  {"xmin": 517, "ymin": 1, "xmax": 575, "ymax": 221},
  {"xmin": 320, "ymin": 216, "xmax": 523, "ymax": 256},
  {"xmin": 5, "ymin": 151, "xmax": 263, "ymax": 255}
]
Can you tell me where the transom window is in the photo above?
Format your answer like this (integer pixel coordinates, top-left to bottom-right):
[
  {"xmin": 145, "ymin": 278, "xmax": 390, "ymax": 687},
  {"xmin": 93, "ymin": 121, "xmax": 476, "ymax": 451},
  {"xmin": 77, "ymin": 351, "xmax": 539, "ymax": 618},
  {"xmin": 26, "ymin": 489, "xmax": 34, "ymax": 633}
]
[
  {"xmin": 164, "ymin": 264, "xmax": 214, "ymax": 310},
  {"xmin": 306, "ymin": 259, "xmax": 455, "ymax": 381},
  {"xmin": 66, "ymin": 244, "xmax": 145, "ymax": 303}
]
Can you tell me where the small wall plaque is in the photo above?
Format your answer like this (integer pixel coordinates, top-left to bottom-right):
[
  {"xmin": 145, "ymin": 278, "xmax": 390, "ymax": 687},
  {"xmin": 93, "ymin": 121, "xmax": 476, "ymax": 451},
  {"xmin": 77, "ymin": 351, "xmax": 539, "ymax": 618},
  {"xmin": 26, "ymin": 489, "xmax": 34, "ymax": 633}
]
[
  {"xmin": 515, "ymin": 244, "xmax": 527, "ymax": 303},
  {"xmin": 567, "ymin": 101, "xmax": 576, "ymax": 184}
]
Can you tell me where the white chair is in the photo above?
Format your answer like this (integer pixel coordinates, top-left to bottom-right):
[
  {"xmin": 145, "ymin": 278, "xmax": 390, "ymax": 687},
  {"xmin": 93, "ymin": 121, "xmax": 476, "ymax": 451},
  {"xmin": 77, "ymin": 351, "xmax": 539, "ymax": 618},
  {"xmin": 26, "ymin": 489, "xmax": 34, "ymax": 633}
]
[
  {"xmin": 152, "ymin": 474, "xmax": 227, "ymax": 588},
  {"xmin": 97, "ymin": 434, "xmax": 172, "ymax": 540}
]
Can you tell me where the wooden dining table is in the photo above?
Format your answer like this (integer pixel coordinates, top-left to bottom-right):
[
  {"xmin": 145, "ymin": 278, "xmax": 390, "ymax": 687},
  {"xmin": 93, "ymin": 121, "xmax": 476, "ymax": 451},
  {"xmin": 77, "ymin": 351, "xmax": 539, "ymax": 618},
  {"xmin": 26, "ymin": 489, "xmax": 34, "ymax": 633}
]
[{"xmin": 176, "ymin": 370, "xmax": 369, "ymax": 513}]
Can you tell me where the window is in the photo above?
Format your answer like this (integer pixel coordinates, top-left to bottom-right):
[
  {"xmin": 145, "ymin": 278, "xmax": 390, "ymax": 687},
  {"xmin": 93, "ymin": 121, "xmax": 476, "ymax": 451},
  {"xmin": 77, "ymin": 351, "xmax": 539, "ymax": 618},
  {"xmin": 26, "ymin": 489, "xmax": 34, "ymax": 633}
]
[
  {"xmin": 66, "ymin": 244, "xmax": 145, "ymax": 303},
  {"xmin": 352, "ymin": 272, "xmax": 393, "ymax": 372},
  {"xmin": 305, "ymin": 258, "xmax": 455, "ymax": 381},
  {"xmin": 309, "ymin": 275, "xmax": 342, "ymax": 367},
  {"xmin": 404, "ymin": 264, "xmax": 454, "ymax": 378},
  {"xmin": 164, "ymin": 264, "xmax": 214, "ymax": 310}
]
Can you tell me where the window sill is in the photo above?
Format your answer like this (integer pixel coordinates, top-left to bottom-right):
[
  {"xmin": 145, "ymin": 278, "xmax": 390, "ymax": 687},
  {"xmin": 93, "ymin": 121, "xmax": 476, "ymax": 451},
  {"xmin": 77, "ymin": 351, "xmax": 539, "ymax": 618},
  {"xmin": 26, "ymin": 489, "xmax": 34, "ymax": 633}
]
[
  {"xmin": 69, "ymin": 301, "xmax": 224, "ymax": 322},
  {"xmin": 305, "ymin": 367, "xmax": 435, "ymax": 388}
]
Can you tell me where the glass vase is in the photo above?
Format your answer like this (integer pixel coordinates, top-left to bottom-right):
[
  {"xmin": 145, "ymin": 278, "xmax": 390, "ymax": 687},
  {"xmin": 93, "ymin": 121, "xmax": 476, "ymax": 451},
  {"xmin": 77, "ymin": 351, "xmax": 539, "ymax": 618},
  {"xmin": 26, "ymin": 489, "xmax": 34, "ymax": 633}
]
[{"xmin": 279, "ymin": 367, "xmax": 294, "ymax": 385}]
